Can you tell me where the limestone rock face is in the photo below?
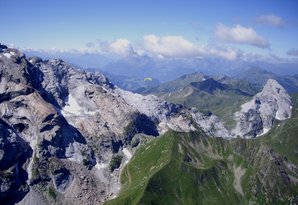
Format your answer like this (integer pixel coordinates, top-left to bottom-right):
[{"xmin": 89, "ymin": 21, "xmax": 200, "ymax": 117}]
[
  {"xmin": 233, "ymin": 79, "xmax": 292, "ymax": 138},
  {"xmin": 0, "ymin": 45, "xmax": 231, "ymax": 204}
]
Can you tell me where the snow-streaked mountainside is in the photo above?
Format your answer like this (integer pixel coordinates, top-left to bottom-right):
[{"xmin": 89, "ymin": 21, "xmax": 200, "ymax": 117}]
[
  {"xmin": 0, "ymin": 44, "xmax": 295, "ymax": 205},
  {"xmin": 233, "ymin": 79, "xmax": 292, "ymax": 138},
  {"xmin": 0, "ymin": 44, "xmax": 229, "ymax": 204}
]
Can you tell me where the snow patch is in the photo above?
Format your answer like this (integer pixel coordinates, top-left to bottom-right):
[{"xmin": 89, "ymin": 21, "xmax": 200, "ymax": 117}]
[
  {"xmin": 257, "ymin": 127, "xmax": 270, "ymax": 137},
  {"xmin": 3, "ymin": 52, "xmax": 12, "ymax": 58},
  {"xmin": 62, "ymin": 94, "xmax": 82, "ymax": 115},
  {"xmin": 3, "ymin": 51, "xmax": 16, "ymax": 59},
  {"xmin": 26, "ymin": 134, "xmax": 38, "ymax": 182},
  {"xmin": 275, "ymin": 110, "xmax": 282, "ymax": 120},
  {"xmin": 63, "ymin": 95, "xmax": 81, "ymax": 115},
  {"xmin": 123, "ymin": 148, "xmax": 132, "ymax": 164},
  {"xmin": 61, "ymin": 94, "xmax": 96, "ymax": 116}
]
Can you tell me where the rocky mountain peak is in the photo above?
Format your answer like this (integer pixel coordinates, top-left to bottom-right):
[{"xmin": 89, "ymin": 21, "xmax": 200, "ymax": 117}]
[
  {"xmin": 261, "ymin": 78, "xmax": 286, "ymax": 95},
  {"xmin": 233, "ymin": 79, "xmax": 292, "ymax": 138},
  {"xmin": 259, "ymin": 79, "xmax": 292, "ymax": 120}
]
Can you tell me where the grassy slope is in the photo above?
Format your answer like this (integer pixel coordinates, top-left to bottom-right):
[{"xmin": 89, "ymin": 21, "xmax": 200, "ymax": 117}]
[
  {"xmin": 106, "ymin": 132, "xmax": 298, "ymax": 205},
  {"xmin": 106, "ymin": 131, "xmax": 241, "ymax": 205},
  {"xmin": 105, "ymin": 132, "xmax": 175, "ymax": 205},
  {"xmin": 138, "ymin": 133, "xmax": 242, "ymax": 205}
]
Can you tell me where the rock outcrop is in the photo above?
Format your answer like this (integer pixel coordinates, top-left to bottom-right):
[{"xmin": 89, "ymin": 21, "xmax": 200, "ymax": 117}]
[
  {"xmin": 233, "ymin": 79, "xmax": 292, "ymax": 138},
  {"xmin": 0, "ymin": 119, "xmax": 32, "ymax": 204}
]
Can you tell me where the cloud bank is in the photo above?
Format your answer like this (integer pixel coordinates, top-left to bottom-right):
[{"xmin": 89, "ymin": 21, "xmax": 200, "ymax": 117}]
[
  {"xmin": 108, "ymin": 39, "xmax": 135, "ymax": 56},
  {"xmin": 143, "ymin": 35, "xmax": 201, "ymax": 58},
  {"xmin": 215, "ymin": 24, "xmax": 270, "ymax": 48}
]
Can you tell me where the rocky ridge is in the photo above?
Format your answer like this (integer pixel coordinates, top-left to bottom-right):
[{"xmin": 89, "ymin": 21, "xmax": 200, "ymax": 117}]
[{"xmin": 0, "ymin": 45, "xmax": 229, "ymax": 204}]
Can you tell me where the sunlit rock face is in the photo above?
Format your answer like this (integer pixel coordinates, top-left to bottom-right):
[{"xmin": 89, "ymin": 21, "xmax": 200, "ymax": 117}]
[
  {"xmin": 0, "ymin": 45, "xmax": 231, "ymax": 204},
  {"xmin": 233, "ymin": 79, "xmax": 292, "ymax": 138}
]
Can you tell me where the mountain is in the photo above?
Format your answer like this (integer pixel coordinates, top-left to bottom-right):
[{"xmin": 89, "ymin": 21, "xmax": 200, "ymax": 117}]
[
  {"xmin": 187, "ymin": 78, "xmax": 226, "ymax": 94},
  {"xmin": 98, "ymin": 55, "xmax": 298, "ymax": 83},
  {"xmin": 140, "ymin": 73, "xmax": 258, "ymax": 129},
  {"xmin": 1, "ymin": 44, "xmax": 297, "ymax": 205},
  {"xmin": 233, "ymin": 79, "xmax": 292, "ymax": 138},
  {"xmin": 0, "ymin": 45, "xmax": 230, "ymax": 205},
  {"xmin": 140, "ymin": 72, "xmax": 208, "ymax": 94},
  {"xmin": 107, "ymin": 95, "xmax": 298, "ymax": 205}
]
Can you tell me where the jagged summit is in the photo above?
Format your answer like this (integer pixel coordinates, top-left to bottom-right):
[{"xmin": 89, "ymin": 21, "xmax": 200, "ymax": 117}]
[
  {"xmin": 262, "ymin": 79, "xmax": 287, "ymax": 96},
  {"xmin": 233, "ymin": 79, "xmax": 292, "ymax": 138}
]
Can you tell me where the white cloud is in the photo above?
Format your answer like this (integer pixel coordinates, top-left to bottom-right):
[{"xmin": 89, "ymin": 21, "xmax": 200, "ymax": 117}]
[
  {"xmin": 143, "ymin": 35, "xmax": 201, "ymax": 58},
  {"xmin": 215, "ymin": 24, "xmax": 270, "ymax": 48},
  {"xmin": 106, "ymin": 39, "xmax": 135, "ymax": 57},
  {"xmin": 256, "ymin": 14, "xmax": 284, "ymax": 27},
  {"xmin": 142, "ymin": 34, "xmax": 240, "ymax": 60}
]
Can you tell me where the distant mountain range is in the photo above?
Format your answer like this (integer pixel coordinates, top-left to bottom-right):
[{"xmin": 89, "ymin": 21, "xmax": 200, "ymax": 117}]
[{"xmin": 24, "ymin": 50, "xmax": 298, "ymax": 84}]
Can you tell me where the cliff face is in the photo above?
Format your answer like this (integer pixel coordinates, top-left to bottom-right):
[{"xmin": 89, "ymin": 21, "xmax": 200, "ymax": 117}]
[
  {"xmin": 0, "ymin": 45, "xmax": 230, "ymax": 204},
  {"xmin": 0, "ymin": 119, "xmax": 32, "ymax": 204},
  {"xmin": 233, "ymin": 79, "xmax": 292, "ymax": 138}
]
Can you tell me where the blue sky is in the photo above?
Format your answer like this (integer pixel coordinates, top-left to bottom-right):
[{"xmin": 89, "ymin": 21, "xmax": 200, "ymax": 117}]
[{"xmin": 1, "ymin": 0, "xmax": 298, "ymax": 60}]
